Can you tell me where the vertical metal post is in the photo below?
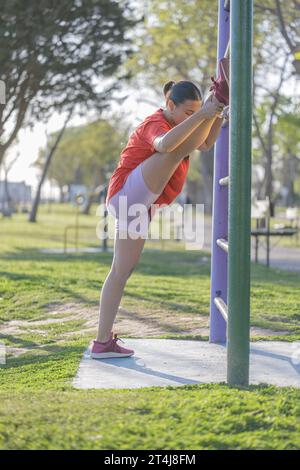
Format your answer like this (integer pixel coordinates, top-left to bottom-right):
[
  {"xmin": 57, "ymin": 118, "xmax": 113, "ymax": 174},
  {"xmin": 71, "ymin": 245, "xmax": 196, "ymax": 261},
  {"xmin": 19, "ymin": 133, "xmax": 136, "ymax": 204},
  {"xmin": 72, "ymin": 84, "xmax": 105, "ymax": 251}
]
[
  {"xmin": 227, "ymin": 0, "xmax": 253, "ymax": 386},
  {"xmin": 266, "ymin": 200, "xmax": 270, "ymax": 267},
  {"xmin": 266, "ymin": 218, "xmax": 270, "ymax": 267},
  {"xmin": 255, "ymin": 219, "xmax": 259, "ymax": 263},
  {"xmin": 209, "ymin": 0, "xmax": 230, "ymax": 343},
  {"xmin": 75, "ymin": 204, "xmax": 79, "ymax": 252}
]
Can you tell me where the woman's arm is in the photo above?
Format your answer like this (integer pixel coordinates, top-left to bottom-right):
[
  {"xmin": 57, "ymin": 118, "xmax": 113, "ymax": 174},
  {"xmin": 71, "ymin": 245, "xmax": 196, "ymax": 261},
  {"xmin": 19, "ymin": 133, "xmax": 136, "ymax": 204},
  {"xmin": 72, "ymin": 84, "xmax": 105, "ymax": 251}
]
[
  {"xmin": 167, "ymin": 116, "xmax": 219, "ymax": 159},
  {"xmin": 153, "ymin": 100, "xmax": 223, "ymax": 153},
  {"xmin": 168, "ymin": 115, "xmax": 222, "ymax": 155},
  {"xmin": 197, "ymin": 116, "xmax": 224, "ymax": 151}
]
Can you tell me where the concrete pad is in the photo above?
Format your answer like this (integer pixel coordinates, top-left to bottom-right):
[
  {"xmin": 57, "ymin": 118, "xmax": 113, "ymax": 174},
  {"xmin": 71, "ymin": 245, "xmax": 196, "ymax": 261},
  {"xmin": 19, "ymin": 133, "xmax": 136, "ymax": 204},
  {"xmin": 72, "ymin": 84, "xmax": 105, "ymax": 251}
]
[{"xmin": 72, "ymin": 339, "xmax": 300, "ymax": 389}]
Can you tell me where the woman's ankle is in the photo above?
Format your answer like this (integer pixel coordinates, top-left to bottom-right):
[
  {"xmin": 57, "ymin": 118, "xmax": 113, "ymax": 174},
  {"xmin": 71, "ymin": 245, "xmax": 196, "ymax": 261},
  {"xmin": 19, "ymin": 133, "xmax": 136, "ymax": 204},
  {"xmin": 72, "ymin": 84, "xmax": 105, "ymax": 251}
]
[{"xmin": 96, "ymin": 331, "xmax": 112, "ymax": 343}]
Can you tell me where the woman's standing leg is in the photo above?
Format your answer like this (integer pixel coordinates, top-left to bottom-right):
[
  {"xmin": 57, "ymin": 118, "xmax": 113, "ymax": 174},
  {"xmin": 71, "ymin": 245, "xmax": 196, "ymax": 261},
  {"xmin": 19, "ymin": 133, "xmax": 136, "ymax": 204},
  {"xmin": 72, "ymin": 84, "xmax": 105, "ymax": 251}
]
[{"xmin": 96, "ymin": 232, "xmax": 146, "ymax": 343}]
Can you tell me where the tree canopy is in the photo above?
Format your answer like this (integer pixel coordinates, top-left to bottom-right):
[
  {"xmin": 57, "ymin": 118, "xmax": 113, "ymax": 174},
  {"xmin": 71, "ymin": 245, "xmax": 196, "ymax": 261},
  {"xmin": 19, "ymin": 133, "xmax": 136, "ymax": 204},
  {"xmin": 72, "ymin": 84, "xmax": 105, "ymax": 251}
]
[{"xmin": 0, "ymin": 0, "xmax": 141, "ymax": 166}]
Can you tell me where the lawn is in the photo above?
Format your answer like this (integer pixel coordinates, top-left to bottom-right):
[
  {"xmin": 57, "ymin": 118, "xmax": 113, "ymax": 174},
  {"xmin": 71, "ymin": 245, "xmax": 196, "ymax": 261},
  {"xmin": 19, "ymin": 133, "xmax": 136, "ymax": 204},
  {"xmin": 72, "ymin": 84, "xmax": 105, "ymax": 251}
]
[{"xmin": 0, "ymin": 204, "xmax": 299, "ymax": 450}]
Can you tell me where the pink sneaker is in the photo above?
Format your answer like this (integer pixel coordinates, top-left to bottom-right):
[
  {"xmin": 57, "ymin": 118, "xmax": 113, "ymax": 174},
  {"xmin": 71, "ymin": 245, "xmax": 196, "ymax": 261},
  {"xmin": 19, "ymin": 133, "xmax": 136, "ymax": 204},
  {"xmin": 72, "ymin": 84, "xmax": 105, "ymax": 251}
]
[
  {"xmin": 209, "ymin": 57, "xmax": 229, "ymax": 105},
  {"xmin": 90, "ymin": 332, "xmax": 134, "ymax": 359}
]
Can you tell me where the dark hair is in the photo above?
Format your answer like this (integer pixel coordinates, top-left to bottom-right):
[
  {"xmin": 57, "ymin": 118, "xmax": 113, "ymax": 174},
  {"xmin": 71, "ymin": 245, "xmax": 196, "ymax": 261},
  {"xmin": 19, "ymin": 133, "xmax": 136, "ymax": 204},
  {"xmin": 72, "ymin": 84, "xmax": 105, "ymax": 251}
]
[{"xmin": 163, "ymin": 80, "xmax": 202, "ymax": 105}]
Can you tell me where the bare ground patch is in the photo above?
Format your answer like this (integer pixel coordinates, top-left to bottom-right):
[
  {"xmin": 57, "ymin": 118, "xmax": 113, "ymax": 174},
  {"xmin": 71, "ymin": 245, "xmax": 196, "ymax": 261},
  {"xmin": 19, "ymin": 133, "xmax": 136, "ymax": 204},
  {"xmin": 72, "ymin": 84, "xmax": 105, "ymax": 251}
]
[{"xmin": 0, "ymin": 301, "xmax": 290, "ymax": 357}]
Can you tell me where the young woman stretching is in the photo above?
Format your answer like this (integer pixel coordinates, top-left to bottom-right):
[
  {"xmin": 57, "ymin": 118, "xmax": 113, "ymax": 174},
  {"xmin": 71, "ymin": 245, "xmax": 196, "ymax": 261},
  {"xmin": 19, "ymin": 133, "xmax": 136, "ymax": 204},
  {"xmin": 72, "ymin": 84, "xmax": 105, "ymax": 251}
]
[{"xmin": 91, "ymin": 64, "xmax": 229, "ymax": 359}]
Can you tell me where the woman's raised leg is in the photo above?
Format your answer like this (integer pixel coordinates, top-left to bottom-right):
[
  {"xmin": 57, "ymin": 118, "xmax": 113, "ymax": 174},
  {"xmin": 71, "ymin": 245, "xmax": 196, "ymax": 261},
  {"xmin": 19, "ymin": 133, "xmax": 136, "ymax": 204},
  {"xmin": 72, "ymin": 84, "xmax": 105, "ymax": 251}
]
[
  {"xmin": 96, "ymin": 232, "xmax": 146, "ymax": 343},
  {"xmin": 141, "ymin": 116, "xmax": 217, "ymax": 194}
]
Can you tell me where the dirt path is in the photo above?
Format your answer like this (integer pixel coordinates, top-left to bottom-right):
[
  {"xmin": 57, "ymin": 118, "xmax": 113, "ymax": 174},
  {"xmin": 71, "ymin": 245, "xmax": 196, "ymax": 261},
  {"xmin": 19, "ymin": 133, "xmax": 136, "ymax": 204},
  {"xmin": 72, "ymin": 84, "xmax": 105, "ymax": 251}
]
[{"xmin": 1, "ymin": 301, "xmax": 290, "ymax": 358}]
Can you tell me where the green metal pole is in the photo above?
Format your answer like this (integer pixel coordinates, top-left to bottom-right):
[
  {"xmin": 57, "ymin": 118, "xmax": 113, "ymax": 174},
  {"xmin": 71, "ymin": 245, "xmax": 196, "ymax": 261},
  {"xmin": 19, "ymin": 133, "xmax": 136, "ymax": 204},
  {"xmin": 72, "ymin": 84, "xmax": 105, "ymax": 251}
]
[{"xmin": 227, "ymin": 0, "xmax": 253, "ymax": 386}]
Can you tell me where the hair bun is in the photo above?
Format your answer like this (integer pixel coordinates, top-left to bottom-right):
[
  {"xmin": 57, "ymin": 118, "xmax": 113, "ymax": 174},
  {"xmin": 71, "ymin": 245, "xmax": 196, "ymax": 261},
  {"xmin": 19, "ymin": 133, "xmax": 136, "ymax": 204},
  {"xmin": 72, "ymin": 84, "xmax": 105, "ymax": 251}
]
[{"xmin": 163, "ymin": 81, "xmax": 176, "ymax": 97}]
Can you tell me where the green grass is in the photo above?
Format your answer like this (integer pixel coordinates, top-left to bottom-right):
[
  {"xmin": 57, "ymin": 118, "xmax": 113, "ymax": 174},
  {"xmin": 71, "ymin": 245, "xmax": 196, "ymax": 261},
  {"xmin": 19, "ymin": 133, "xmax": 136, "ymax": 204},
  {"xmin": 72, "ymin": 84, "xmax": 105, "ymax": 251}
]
[
  {"xmin": 0, "ymin": 386, "xmax": 299, "ymax": 450},
  {"xmin": 0, "ymin": 204, "xmax": 299, "ymax": 449}
]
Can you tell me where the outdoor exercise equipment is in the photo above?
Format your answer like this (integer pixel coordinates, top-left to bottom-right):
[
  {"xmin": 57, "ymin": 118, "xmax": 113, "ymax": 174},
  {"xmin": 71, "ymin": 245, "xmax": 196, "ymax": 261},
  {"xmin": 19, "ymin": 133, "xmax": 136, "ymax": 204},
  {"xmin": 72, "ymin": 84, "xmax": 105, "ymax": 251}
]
[
  {"xmin": 63, "ymin": 193, "xmax": 84, "ymax": 253},
  {"xmin": 251, "ymin": 199, "xmax": 298, "ymax": 267},
  {"xmin": 209, "ymin": 0, "xmax": 253, "ymax": 386},
  {"xmin": 63, "ymin": 183, "xmax": 108, "ymax": 253}
]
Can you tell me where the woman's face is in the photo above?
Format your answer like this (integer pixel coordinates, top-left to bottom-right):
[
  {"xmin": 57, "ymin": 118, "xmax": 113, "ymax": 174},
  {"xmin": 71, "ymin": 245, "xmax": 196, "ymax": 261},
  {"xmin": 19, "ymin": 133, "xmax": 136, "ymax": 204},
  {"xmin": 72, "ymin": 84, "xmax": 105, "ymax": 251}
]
[{"xmin": 167, "ymin": 98, "xmax": 202, "ymax": 126}]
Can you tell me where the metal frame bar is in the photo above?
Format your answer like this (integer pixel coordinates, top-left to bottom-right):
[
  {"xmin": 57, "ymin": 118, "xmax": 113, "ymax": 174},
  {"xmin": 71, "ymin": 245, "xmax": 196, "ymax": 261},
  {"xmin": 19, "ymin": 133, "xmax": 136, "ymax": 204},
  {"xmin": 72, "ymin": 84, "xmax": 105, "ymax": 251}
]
[
  {"xmin": 214, "ymin": 297, "xmax": 228, "ymax": 322},
  {"xmin": 219, "ymin": 176, "xmax": 229, "ymax": 186},
  {"xmin": 209, "ymin": 0, "xmax": 229, "ymax": 344},
  {"xmin": 210, "ymin": 0, "xmax": 252, "ymax": 387},
  {"xmin": 227, "ymin": 0, "xmax": 253, "ymax": 386},
  {"xmin": 216, "ymin": 238, "xmax": 229, "ymax": 253},
  {"xmin": 63, "ymin": 185, "xmax": 109, "ymax": 253}
]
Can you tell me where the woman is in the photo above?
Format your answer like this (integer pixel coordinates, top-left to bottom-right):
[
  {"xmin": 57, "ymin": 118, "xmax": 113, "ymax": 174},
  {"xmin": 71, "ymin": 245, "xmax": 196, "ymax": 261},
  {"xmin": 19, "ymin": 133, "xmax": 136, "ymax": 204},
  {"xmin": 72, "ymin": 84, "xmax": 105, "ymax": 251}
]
[{"xmin": 91, "ymin": 63, "xmax": 229, "ymax": 359}]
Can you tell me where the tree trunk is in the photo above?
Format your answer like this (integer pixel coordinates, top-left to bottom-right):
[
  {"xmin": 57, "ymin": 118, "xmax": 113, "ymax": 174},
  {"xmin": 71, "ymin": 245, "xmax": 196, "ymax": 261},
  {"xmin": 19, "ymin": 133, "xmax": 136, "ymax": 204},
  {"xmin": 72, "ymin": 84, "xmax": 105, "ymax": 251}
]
[
  {"xmin": 287, "ymin": 180, "xmax": 294, "ymax": 206},
  {"xmin": 29, "ymin": 108, "xmax": 74, "ymax": 223},
  {"xmin": 2, "ymin": 171, "xmax": 13, "ymax": 216},
  {"xmin": 59, "ymin": 186, "xmax": 64, "ymax": 203},
  {"xmin": 185, "ymin": 179, "xmax": 203, "ymax": 204},
  {"xmin": 82, "ymin": 191, "xmax": 94, "ymax": 215},
  {"xmin": 286, "ymin": 153, "xmax": 297, "ymax": 206},
  {"xmin": 4, "ymin": 171, "xmax": 13, "ymax": 212},
  {"xmin": 264, "ymin": 150, "xmax": 273, "ymax": 201},
  {"xmin": 82, "ymin": 173, "xmax": 105, "ymax": 215},
  {"xmin": 0, "ymin": 148, "xmax": 5, "ymax": 173}
]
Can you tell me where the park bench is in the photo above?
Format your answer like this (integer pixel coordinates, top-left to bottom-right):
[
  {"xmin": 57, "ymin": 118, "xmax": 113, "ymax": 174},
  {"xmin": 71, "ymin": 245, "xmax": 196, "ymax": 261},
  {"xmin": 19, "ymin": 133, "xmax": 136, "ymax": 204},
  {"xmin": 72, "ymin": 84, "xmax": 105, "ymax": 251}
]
[
  {"xmin": 273, "ymin": 207, "xmax": 299, "ymax": 243},
  {"xmin": 251, "ymin": 198, "xmax": 298, "ymax": 267}
]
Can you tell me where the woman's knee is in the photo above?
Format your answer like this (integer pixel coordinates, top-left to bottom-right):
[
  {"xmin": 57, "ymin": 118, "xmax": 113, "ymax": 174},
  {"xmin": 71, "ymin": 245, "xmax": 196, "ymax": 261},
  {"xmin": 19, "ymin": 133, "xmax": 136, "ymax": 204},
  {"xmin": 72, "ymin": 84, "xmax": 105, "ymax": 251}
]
[
  {"xmin": 145, "ymin": 150, "xmax": 185, "ymax": 164},
  {"xmin": 167, "ymin": 148, "xmax": 189, "ymax": 160},
  {"xmin": 111, "ymin": 260, "xmax": 137, "ymax": 283}
]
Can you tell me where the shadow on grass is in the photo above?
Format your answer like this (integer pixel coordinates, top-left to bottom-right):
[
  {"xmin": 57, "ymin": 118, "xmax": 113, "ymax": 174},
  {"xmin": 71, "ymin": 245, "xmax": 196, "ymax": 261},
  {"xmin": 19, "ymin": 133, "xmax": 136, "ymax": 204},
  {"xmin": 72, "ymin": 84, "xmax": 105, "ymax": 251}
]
[
  {"xmin": 124, "ymin": 290, "xmax": 208, "ymax": 316},
  {"xmin": 251, "ymin": 260, "xmax": 300, "ymax": 283},
  {"xmin": 1, "ymin": 341, "xmax": 85, "ymax": 370},
  {"xmin": 0, "ymin": 271, "xmax": 98, "ymax": 310},
  {"xmin": 114, "ymin": 305, "xmax": 208, "ymax": 333},
  {"xmin": 0, "ymin": 247, "xmax": 113, "ymax": 264},
  {"xmin": 0, "ymin": 246, "xmax": 211, "ymax": 279},
  {"xmin": 3, "ymin": 245, "xmax": 300, "ymax": 284},
  {"xmin": 0, "ymin": 332, "xmax": 41, "ymax": 349}
]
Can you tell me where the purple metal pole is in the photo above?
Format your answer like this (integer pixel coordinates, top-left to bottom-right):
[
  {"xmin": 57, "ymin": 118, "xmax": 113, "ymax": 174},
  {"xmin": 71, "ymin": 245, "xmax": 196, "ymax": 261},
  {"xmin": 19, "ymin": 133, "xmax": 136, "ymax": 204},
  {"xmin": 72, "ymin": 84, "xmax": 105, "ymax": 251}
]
[{"xmin": 209, "ymin": 1, "xmax": 229, "ymax": 343}]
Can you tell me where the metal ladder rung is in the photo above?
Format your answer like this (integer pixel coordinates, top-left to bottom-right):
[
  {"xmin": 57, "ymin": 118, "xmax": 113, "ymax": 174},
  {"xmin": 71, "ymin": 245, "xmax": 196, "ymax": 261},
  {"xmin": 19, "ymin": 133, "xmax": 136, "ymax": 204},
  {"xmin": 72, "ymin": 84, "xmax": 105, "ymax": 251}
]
[
  {"xmin": 214, "ymin": 296, "xmax": 228, "ymax": 322},
  {"xmin": 224, "ymin": 40, "xmax": 230, "ymax": 58},
  {"xmin": 219, "ymin": 176, "xmax": 229, "ymax": 186},
  {"xmin": 224, "ymin": 0, "xmax": 230, "ymax": 14},
  {"xmin": 216, "ymin": 238, "xmax": 228, "ymax": 253}
]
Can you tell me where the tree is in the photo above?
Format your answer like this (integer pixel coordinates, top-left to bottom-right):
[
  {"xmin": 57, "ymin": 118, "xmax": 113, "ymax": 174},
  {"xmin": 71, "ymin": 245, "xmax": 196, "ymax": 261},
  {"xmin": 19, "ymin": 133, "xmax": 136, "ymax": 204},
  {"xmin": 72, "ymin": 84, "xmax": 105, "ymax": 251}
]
[
  {"xmin": 34, "ymin": 127, "xmax": 85, "ymax": 204},
  {"xmin": 252, "ymin": 0, "xmax": 299, "ymax": 202},
  {"xmin": 256, "ymin": 0, "xmax": 300, "ymax": 70},
  {"xmin": 0, "ymin": 0, "xmax": 141, "ymax": 169},
  {"xmin": 29, "ymin": 107, "xmax": 74, "ymax": 222},
  {"xmin": 33, "ymin": 115, "xmax": 128, "ymax": 213},
  {"xmin": 253, "ymin": 55, "xmax": 291, "ymax": 201},
  {"xmin": 274, "ymin": 109, "xmax": 300, "ymax": 205},
  {"xmin": 122, "ymin": 0, "xmax": 300, "ymax": 211},
  {"xmin": 73, "ymin": 116, "xmax": 129, "ymax": 214},
  {"xmin": 124, "ymin": 0, "xmax": 219, "ymax": 211},
  {"xmin": 0, "ymin": 150, "xmax": 20, "ymax": 216}
]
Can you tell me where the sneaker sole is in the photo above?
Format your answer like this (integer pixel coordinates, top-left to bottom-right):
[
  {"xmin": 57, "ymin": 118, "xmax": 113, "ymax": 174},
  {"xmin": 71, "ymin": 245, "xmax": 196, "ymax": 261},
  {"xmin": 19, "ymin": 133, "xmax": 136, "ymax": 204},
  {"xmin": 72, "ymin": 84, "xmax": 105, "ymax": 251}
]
[{"xmin": 90, "ymin": 351, "xmax": 134, "ymax": 359}]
